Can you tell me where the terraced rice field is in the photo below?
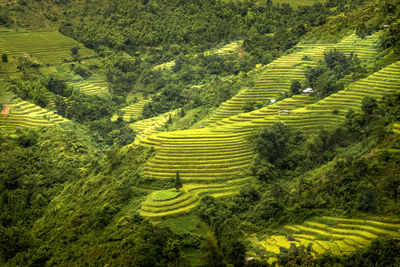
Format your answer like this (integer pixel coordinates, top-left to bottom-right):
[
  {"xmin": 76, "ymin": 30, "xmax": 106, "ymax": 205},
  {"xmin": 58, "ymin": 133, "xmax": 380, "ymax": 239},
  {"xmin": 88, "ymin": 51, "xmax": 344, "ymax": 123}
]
[
  {"xmin": 213, "ymin": 94, "xmax": 317, "ymax": 128},
  {"xmin": 68, "ymin": 74, "xmax": 109, "ymax": 96},
  {"xmin": 0, "ymin": 97, "xmax": 69, "ymax": 132},
  {"xmin": 259, "ymin": 216, "xmax": 400, "ymax": 263},
  {"xmin": 138, "ymin": 127, "xmax": 254, "ymax": 219},
  {"xmin": 138, "ymin": 60, "xmax": 400, "ymax": 219},
  {"xmin": 207, "ymin": 32, "xmax": 382, "ymax": 126},
  {"xmin": 130, "ymin": 109, "xmax": 178, "ymax": 144},
  {"xmin": 136, "ymin": 34, "xmax": 400, "ymax": 220},
  {"xmin": 0, "ymin": 31, "xmax": 94, "ymax": 65},
  {"xmin": 206, "ymin": 44, "xmax": 330, "ymax": 125},
  {"xmin": 121, "ymin": 99, "xmax": 151, "ymax": 122},
  {"xmin": 212, "ymin": 60, "xmax": 400, "ymax": 134},
  {"xmin": 333, "ymin": 31, "xmax": 382, "ymax": 62}
]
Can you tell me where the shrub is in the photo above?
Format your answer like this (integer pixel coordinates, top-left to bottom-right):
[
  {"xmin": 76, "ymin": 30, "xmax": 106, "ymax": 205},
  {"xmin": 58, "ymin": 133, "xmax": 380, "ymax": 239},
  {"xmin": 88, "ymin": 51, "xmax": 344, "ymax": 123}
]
[
  {"xmin": 362, "ymin": 96, "xmax": 377, "ymax": 114},
  {"xmin": 290, "ymin": 80, "xmax": 302, "ymax": 95},
  {"xmin": 2, "ymin": 53, "xmax": 8, "ymax": 63},
  {"xmin": 243, "ymin": 101, "xmax": 256, "ymax": 112}
]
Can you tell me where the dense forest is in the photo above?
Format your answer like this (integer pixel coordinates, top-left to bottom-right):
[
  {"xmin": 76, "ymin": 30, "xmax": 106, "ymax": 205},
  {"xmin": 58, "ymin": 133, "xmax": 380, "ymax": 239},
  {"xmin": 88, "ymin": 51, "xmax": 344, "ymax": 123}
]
[{"xmin": 1, "ymin": 0, "xmax": 400, "ymax": 266}]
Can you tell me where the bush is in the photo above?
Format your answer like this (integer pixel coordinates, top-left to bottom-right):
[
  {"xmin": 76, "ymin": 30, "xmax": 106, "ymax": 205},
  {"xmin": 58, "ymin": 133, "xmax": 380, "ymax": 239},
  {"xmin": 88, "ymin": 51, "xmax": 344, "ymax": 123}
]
[
  {"xmin": 2, "ymin": 53, "xmax": 8, "ymax": 63},
  {"xmin": 290, "ymin": 80, "xmax": 302, "ymax": 95},
  {"xmin": 362, "ymin": 96, "xmax": 377, "ymax": 114},
  {"xmin": 355, "ymin": 186, "xmax": 378, "ymax": 212},
  {"xmin": 243, "ymin": 101, "xmax": 256, "ymax": 112}
]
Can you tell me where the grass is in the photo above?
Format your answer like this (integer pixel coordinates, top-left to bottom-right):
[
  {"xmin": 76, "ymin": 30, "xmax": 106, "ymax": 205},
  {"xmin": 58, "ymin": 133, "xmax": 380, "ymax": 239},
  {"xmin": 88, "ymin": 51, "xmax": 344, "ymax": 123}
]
[{"xmin": 151, "ymin": 190, "xmax": 181, "ymax": 201}]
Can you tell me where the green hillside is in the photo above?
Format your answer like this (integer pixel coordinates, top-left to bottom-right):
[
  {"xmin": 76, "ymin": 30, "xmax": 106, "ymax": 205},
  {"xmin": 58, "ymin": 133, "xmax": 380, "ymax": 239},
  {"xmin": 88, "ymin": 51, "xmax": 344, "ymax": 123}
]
[{"xmin": 1, "ymin": 0, "xmax": 400, "ymax": 266}]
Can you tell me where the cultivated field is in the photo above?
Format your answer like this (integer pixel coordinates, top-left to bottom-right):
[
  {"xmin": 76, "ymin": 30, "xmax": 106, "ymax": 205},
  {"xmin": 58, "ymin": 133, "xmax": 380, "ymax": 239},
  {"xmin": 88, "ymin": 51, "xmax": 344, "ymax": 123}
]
[
  {"xmin": 0, "ymin": 30, "xmax": 94, "ymax": 65},
  {"xmin": 68, "ymin": 74, "xmax": 109, "ymax": 96},
  {"xmin": 136, "ymin": 32, "xmax": 400, "ymax": 220},
  {"xmin": 258, "ymin": 216, "xmax": 400, "ymax": 264},
  {"xmin": 0, "ymin": 96, "xmax": 69, "ymax": 132}
]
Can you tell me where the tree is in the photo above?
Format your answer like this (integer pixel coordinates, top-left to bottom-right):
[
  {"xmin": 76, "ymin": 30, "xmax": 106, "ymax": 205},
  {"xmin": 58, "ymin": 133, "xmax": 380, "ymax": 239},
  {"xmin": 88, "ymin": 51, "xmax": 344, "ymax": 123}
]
[
  {"xmin": 305, "ymin": 133, "xmax": 324, "ymax": 163},
  {"xmin": 70, "ymin": 46, "xmax": 79, "ymax": 57},
  {"xmin": 355, "ymin": 186, "xmax": 378, "ymax": 212},
  {"xmin": 362, "ymin": 96, "xmax": 377, "ymax": 114},
  {"xmin": 54, "ymin": 96, "xmax": 67, "ymax": 116},
  {"xmin": 290, "ymin": 80, "xmax": 302, "ymax": 95},
  {"xmin": 243, "ymin": 101, "xmax": 256, "ymax": 112},
  {"xmin": 174, "ymin": 171, "xmax": 182, "ymax": 191},
  {"xmin": 1, "ymin": 53, "xmax": 7, "ymax": 63},
  {"xmin": 255, "ymin": 122, "xmax": 290, "ymax": 167},
  {"xmin": 46, "ymin": 76, "xmax": 67, "ymax": 96}
]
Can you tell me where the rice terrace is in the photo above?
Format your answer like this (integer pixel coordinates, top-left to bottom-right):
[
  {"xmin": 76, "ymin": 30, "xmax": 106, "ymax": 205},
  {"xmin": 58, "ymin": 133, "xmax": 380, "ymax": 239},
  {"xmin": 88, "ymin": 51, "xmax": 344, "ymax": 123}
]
[{"xmin": 0, "ymin": 0, "xmax": 400, "ymax": 266}]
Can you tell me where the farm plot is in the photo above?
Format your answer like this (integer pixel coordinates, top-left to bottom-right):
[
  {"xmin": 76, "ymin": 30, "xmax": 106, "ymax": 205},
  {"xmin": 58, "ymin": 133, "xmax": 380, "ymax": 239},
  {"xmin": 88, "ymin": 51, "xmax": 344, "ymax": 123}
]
[
  {"xmin": 130, "ymin": 109, "xmax": 178, "ymax": 144},
  {"xmin": 333, "ymin": 31, "xmax": 383, "ymax": 62},
  {"xmin": 136, "ymin": 35, "xmax": 399, "ymax": 220},
  {"xmin": 0, "ymin": 31, "xmax": 94, "ymax": 65},
  {"xmin": 68, "ymin": 74, "xmax": 109, "ymax": 96},
  {"xmin": 259, "ymin": 216, "xmax": 400, "ymax": 264},
  {"xmin": 0, "ymin": 97, "xmax": 69, "ymax": 132},
  {"xmin": 206, "ymin": 44, "xmax": 329, "ymax": 125},
  {"xmin": 121, "ymin": 99, "xmax": 151, "ymax": 122},
  {"xmin": 138, "ymin": 128, "xmax": 254, "ymax": 219},
  {"xmin": 211, "ymin": 60, "xmax": 400, "ymax": 135},
  {"xmin": 137, "ymin": 59, "xmax": 400, "ymax": 220}
]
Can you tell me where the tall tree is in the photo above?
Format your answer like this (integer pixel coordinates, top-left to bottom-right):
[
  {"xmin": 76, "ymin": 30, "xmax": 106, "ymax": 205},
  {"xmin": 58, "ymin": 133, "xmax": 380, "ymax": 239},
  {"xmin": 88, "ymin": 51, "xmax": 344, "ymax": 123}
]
[{"xmin": 175, "ymin": 171, "xmax": 182, "ymax": 191}]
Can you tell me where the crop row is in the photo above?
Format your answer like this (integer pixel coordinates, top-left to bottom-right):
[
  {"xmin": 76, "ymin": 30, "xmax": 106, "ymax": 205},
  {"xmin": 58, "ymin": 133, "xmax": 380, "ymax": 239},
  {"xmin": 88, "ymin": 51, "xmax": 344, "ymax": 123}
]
[
  {"xmin": 259, "ymin": 216, "xmax": 400, "ymax": 264},
  {"xmin": 121, "ymin": 99, "xmax": 151, "ymax": 121},
  {"xmin": 0, "ymin": 97, "xmax": 68, "ymax": 131},
  {"xmin": 0, "ymin": 31, "xmax": 93, "ymax": 65}
]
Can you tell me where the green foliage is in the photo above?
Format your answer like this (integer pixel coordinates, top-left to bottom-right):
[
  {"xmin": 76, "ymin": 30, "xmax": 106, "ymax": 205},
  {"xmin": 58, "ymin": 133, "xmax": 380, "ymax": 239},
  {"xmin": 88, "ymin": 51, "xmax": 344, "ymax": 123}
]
[
  {"xmin": 356, "ymin": 22, "xmax": 375, "ymax": 39},
  {"xmin": 381, "ymin": 22, "xmax": 400, "ymax": 54},
  {"xmin": 46, "ymin": 76, "xmax": 70, "ymax": 96},
  {"xmin": 72, "ymin": 64, "xmax": 91, "ymax": 79},
  {"xmin": 306, "ymin": 50, "xmax": 365, "ymax": 97},
  {"xmin": 174, "ymin": 171, "xmax": 183, "ymax": 192},
  {"xmin": 286, "ymin": 238, "xmax": 400, "ymax": 266},
  {"xmin": 243, "ymin": 101, "xmax": 257, "ymax": 112},
  {"xmin": 247, "ymin": 94, "xmax": 400, "ymax": 228},
  {"xmin": 362, "ymin": 96, "xmax": 378, "ymax": 114},
  {"xmin": 88, "ymin": 117, "xmax": 135, "ymax": 147},
  {"xmin": 253, "ymin": 122, "xmax": 290, "ymax": 167},
  {"xmin": 197, "ymin": 196, "xmax": 246, "ymax": 266},
  {"xmin": 355, "ymin": 186, "xmax": 378, "ymax": 212},
  {"xmin": 277, "ymin": 243, "xmax": 314, "ymax": 266},
  {"xmin": 0, "ymin": 127, "xmax": 95, "ymax": 262},
  {"xmin": 12, "ymin": 80, "xmax": 48, "ymax": 108},
  {"xmin": 70, "ymin": 46, "xmax": 79, "ymax": 57},
  {"xmin": 142, "ymin": 84, "xmax": 184, "ymax": 119},
  {"xmin": 290, "ymin": 80, "xmax": 302, "ymax": 95}
]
